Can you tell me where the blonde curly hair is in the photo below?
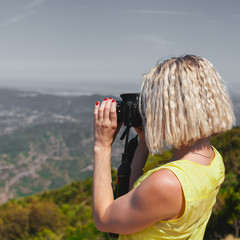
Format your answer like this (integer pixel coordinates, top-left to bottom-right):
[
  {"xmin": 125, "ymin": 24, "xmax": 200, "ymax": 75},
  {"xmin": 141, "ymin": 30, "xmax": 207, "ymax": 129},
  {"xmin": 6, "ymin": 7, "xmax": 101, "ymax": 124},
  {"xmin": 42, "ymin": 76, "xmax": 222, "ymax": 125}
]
[{"xmin": 139, "ymin": 55, "xmax": 236, "ymax": 153}]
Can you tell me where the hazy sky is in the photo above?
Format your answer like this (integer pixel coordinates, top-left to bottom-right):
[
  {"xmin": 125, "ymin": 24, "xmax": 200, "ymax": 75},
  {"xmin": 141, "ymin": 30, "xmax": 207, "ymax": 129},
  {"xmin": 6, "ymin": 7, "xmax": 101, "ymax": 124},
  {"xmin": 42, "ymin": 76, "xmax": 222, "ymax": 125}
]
[{"xmin": 0, "ymin": 0, "xmax": 239, "ymax": 94}]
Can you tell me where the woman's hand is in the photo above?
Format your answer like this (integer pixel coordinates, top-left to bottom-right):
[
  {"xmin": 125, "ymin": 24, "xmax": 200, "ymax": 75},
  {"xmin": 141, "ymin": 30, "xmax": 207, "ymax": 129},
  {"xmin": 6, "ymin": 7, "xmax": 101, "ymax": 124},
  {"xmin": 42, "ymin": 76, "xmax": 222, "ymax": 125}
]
[{"xmin": 94, "ymin": 98, "xmax": 118, "ymax": 150}]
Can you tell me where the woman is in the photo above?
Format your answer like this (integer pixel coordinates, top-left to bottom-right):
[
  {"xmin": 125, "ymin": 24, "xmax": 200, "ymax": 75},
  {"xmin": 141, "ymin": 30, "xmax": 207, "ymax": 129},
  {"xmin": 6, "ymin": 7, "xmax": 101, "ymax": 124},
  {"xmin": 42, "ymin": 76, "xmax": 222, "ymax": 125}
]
[{"xmin": 93, "ymin": 55, "xmax": 235, "ymax": 239}]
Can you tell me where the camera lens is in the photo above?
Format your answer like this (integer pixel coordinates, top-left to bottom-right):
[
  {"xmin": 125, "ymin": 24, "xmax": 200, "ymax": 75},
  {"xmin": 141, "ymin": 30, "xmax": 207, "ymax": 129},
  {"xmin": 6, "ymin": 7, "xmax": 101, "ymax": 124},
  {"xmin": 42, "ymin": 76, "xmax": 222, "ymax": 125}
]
[{"xmin": 116, "ymin": 93, "xmax": 142, "ymax": 127}]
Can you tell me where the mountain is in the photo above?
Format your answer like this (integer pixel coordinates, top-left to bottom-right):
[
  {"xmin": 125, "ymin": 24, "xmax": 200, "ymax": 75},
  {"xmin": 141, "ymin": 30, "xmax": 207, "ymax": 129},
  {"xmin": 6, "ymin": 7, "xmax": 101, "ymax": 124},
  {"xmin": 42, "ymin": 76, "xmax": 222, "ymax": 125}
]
[
  {"xmin": 0, "ymin": 87, "xmax": 239, "ymax": 204},
  {"xmin": 0, "ymin": 88, "xmax": 126, "ymax": 203}
]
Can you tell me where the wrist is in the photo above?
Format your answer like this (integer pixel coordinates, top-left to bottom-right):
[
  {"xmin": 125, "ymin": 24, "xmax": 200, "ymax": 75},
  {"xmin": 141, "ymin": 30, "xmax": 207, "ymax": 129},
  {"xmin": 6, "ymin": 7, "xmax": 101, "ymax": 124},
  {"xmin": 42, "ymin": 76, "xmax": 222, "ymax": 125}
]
[{"xmin": 94, "ymin": 143, "xmax": 111, "ymax": 154}]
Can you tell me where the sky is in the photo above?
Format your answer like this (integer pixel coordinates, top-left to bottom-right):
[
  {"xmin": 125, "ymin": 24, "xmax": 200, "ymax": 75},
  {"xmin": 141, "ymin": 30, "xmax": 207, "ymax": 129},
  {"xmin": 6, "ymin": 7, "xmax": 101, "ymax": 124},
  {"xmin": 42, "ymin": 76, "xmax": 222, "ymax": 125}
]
[{"xmin": 0, "ymin": 0, "xmax": 239, "ymax": 95}]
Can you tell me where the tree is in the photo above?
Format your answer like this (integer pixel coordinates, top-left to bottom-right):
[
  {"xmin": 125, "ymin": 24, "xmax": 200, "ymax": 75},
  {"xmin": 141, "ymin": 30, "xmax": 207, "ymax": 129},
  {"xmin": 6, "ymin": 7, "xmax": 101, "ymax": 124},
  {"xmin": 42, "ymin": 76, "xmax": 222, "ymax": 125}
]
[
  {"xmin": 28, "ymin": 199, "xmax": 66, "ymax": 235},
  {"xmin": 0, "ymin": 202, "xmax": 29, "ymax": 240}
]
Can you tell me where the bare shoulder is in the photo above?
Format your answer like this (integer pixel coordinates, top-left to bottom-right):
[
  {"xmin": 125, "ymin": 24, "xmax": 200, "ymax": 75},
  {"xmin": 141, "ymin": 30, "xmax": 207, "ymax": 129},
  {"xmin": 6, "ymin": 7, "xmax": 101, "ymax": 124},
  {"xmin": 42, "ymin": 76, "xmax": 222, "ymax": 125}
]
[
  {"xmin": 134, "ymin": 168, "xmax": 184, "ymax": 221},
  {"xmin": 150, "ymin": 168, "xmax": 182, "ymax": 191},
  {"xmin": 138, "ymin": 168, "xmax": 183, "ymax": 197}
]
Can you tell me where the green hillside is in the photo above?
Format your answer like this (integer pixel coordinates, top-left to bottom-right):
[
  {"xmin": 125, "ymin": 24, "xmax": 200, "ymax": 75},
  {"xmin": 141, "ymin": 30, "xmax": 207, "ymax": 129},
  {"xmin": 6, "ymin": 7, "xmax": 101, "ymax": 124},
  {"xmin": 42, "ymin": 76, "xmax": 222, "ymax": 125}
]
[
  {"xmin": 0, "ymin": 121, "xmax": 124, "ymax": 202},
  {"xmin": 206, "ymin": 127, "xmax": 240, "ymax": 239},
  {"xmin": 0, "ymin": 127, "xmax": 239, "ymax": 239},
  {"xmin": 0, "ymin": 174, "xmax": 116, "ymax": 240}
]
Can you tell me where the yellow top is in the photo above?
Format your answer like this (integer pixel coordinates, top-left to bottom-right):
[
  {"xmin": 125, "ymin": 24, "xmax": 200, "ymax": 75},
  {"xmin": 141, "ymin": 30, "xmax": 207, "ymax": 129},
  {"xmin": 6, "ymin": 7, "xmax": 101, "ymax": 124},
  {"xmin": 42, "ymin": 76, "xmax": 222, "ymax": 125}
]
[{"xmin": 119, "ymin": 146, "xmax": 225, "ymax": 240}]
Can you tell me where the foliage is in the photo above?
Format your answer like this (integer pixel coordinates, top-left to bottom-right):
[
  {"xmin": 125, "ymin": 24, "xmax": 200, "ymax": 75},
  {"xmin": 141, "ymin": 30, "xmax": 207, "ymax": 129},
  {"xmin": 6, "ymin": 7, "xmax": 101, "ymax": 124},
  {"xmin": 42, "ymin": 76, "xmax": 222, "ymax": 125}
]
[
  {"xmin": 0, "ymin": 202, "xmax": 30, "ymax": 240},
  {"xmin": 0, "ymin": 127, "xmax": 239, "ymax": 239},
  {"xmin": 0, "ymin": 176, "xmax": 114, "ymax": 240},
  {"xmin": 205, "ymin": 127, "xmax": 240, "ymax": 239}
]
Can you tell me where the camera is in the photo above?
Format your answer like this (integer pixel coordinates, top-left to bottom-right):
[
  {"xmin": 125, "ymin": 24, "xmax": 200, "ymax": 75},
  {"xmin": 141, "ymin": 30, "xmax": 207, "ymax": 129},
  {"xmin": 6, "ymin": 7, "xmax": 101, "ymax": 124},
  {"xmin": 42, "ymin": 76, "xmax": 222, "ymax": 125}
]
[{"xmin": 116, "ymin": 93, "xmax": 142, "ymax": 127}]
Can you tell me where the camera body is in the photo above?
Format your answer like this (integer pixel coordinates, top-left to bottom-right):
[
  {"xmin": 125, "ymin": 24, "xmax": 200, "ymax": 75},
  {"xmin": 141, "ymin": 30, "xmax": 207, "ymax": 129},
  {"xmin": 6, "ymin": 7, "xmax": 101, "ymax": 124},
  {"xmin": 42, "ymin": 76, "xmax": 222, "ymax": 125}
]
[{"xmin": 116, "ymin": 93, "xmax": 142, "ymax": 127}]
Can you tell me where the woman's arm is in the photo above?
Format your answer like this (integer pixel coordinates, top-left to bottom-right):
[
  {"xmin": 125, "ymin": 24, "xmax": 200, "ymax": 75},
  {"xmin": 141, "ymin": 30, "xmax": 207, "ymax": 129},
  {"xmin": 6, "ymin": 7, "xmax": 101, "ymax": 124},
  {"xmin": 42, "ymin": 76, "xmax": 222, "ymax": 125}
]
[
  {"xmin": 93, "ymin": 98, "xmax": 184, "ymax": 235},
  {"xmin": 93, "ymin": 98, "xmax": 116, "ymax": 228}
]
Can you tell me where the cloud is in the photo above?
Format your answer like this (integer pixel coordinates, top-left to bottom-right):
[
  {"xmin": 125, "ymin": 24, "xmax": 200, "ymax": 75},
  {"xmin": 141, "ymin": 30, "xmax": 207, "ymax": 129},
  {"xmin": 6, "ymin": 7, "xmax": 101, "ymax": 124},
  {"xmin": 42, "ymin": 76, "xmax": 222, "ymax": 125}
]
[
  {"xmin": 126, "ymin": 34, "xmax": 174, "ymax": 49},
  {"xmin": 0, "ymin": 11, "xmax": 34, "ymax": 26},
  {"xmin": 22, "ymin": 0, "xmax": 47, "ymax": 10},
  {"xmin": 142, "ymin": 35, "xmax": 173, "ymax": 47},
  {"xmin": 128, "ymin": 9, "xmax": 203, "ymax": 17},
  {"xmin": 0, "ymin": 0, "xmax": 47, "ymax": 27}
]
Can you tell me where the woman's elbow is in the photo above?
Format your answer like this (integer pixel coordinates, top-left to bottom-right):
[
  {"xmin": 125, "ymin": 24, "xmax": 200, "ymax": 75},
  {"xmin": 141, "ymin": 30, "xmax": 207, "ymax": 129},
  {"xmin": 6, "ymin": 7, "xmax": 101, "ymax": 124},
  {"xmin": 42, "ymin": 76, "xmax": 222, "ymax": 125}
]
[{"xmin": 93, "ymin": 215, "xmax": 109, "ymax": 232}]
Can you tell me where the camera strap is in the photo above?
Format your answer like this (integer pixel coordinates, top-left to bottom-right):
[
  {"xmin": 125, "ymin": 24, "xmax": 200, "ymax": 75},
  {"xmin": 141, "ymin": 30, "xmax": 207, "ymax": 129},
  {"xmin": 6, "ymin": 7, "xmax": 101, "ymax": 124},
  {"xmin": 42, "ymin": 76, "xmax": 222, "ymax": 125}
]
[
  {"xmin": 110, "ymin": 127, "xmax": 138, "ymax": 238},
  {"xmin": 114, "ymin": 133, "xmax": 138, "ymax": 199}
]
